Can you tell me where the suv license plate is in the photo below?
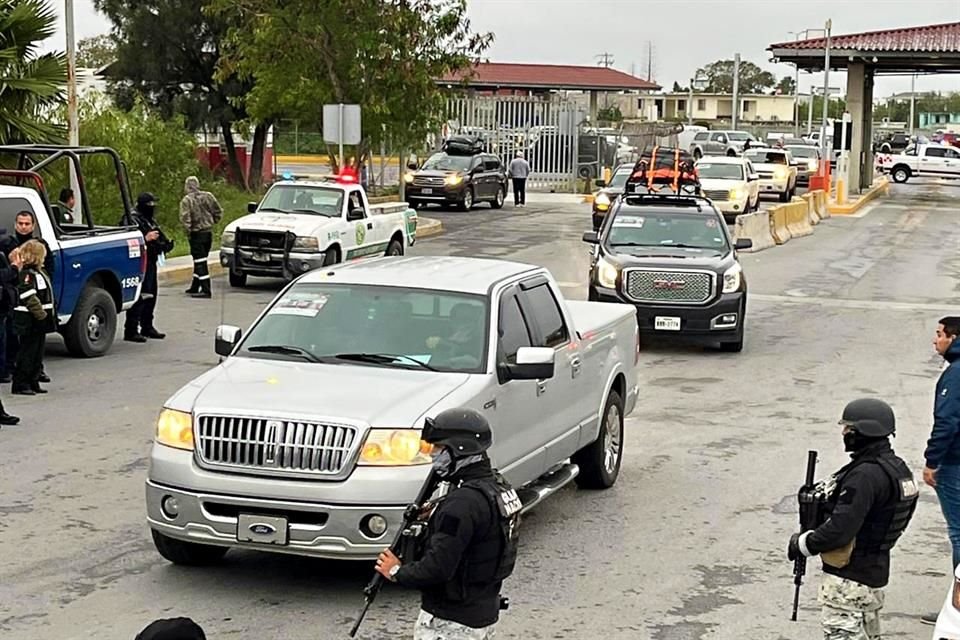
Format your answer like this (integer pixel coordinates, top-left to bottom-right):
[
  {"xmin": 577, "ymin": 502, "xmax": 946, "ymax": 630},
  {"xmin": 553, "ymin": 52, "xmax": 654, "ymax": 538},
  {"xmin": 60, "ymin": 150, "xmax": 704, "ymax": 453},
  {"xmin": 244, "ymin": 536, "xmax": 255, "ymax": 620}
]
[
  {"xmin": 237, "ymin": 513, "xmax": 289, "ymax": 546},
  {"xmin": 422, "ymin": 188, "xmax": 433, "ymax": 194},
  {"xmin": 252, "ymin": 252, "xmax": 270, "ymax": 262},
  {"xmin": 654, "ymin": 316, "xmax": 681, "ymax": 331}
]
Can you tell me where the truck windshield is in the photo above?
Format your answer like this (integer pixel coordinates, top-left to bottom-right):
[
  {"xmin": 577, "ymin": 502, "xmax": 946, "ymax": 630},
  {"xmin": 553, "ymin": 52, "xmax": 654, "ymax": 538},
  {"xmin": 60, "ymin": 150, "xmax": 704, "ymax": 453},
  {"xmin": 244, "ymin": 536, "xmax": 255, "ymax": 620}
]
[
  {"xmin": 422, "ymin": 153, "xmax": 473, "ymax": 172},
  {"xmin": 239, "ymin": 284, "xmax": 489, "ymax": 373},
  {"xmin": 745, "ymin": 151, "xmax": 787, "ymax": 165},
  {"xmin": 607, "ymin": 169, "xmax": 634, "ymax": 189},
  {"xmin": 606, "ymin": 212, "xmax": 729, "ymax": 252},
  {"xmin": 696, "ymin": 163, "xmax": 744, "ymax": 180},
  {"xmin": 259, "ymin": 185, "xmax": 342, "ymax": 217},
  {"xmin": 728, "ymin": 132, "xmax": 754, "ymax": 142}
]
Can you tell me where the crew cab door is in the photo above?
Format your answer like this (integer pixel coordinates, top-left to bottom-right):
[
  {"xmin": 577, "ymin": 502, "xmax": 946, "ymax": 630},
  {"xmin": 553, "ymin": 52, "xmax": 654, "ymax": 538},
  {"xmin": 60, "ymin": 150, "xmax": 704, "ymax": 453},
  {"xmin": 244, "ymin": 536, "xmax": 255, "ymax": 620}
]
[
  {"xmin": 942, "ymin": 147, "xmax": 960, "ymax": 178},
  {"xmin": 919, "ymin": 146, "xmax": 951, "ymax": 176},
  {"xmin": 343, "ymin": 190, "xmax": 385, "ymax": 260},
  {"xmin": 515, "ymin": 277, "xmax": 582, "ymax": 463},
  {"xmin": 488, "ymin": 286, "xmax": 546, "ymax": 486}
]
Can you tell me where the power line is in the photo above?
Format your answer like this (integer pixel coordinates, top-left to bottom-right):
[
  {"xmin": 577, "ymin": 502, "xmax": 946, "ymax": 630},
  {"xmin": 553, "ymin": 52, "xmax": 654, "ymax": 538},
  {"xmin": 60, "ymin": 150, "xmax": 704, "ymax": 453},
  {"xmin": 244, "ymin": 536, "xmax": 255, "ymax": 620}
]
[{"xmin": 595, "ymin": 52, "xmax": 615, "ymax": 68}]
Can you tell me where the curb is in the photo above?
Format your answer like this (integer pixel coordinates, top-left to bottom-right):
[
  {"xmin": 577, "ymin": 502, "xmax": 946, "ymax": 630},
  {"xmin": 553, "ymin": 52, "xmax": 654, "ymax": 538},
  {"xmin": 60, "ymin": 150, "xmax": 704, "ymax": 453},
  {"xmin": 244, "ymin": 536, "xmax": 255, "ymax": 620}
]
[
  {"xmin": 827, "ymin": 178, "xmax": 889, "ymax": 215},
  {"xmin": 157, "ymin": 218, "xmax": 444, "ymax": 286}
]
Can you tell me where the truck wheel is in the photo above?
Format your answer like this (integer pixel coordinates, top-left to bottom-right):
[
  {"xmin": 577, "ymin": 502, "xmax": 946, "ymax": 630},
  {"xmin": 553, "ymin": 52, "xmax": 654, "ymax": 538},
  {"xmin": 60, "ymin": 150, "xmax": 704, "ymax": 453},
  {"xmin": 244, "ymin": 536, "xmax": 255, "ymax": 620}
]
[
  {"xmin": 779, "ymin": 190, "xmax": 790, "ymax": 203},
  {"xmin": 151, "ymin": 529, "xmax": 228, "ymax": 566},
  {"xmin": 228, "ymin": 270, "xmax": 247, "ymax": 288},
  {"xmin": 693, "ymin": 149, "xmax": 702, "ymax": 160},
  {"xmin": 573, "ymin": 390, "xmax": 624, "ymax": 490},
  {"xmin": 891, "ymin": 166, "xmax": 911, "ymax": 183},
  {"xmin": 726, "ymin": 148, "xmax": 737, "ymax": 157},
  {"xmin": 322, "ymin": 246, "xmax": 340, "ymax": 266},
  {"xmin": 63, "ymin": 286, "xmax": 116, "ymax": 358},
  {"xmin": 459, "ymin": 188, "xmax": 474, "ymax": 211},
  {"xmin": 491, "ymin": 186, "xmax": 505, "ymax": 209},
  {"xmin": 385, "ymin": 238, "xmax": 403, "ymax": 257},
  {"xmin": 881, "ymin": 143, "xmax": 892, "ymax": 154}
]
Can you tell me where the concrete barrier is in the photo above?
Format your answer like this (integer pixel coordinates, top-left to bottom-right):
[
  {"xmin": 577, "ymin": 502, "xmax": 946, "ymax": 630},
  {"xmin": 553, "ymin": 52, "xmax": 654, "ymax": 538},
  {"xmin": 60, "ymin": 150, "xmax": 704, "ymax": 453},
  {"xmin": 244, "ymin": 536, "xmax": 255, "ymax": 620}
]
[
  {"xmin": 801, "ymin": 193, "xmax": 820, "ymax": 225},
  {"xmin": 828, "ymin": 177, "xmax": 889, "ymax": 215},
  {"xmin": 784, "ymin": 201, "xmax": 813, "ymax": 238},
  {"xmin": 733, "ymin": 210, "xmax": 776, "ymax": 252},
  {"xmin": 813, "ymin": 190, "xmax": 830, "ymax": 219},
  {"xmin": 769, "ymin": 205, "xmax": 792, "ymax": 245}
]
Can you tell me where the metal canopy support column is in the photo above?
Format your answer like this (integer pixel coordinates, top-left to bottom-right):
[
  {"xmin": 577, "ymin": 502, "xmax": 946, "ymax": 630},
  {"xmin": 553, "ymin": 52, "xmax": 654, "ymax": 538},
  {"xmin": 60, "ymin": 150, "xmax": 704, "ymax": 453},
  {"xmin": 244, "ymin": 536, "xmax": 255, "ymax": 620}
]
[
  {"xmin": 589, "ymin": 91, "xmax": 599, "ymax": 124},
  {"xmin": 860, "ymin": 69, "xmax": 875, "ymax": 190},
  {"xmin": 846, "ymin": 63, "xmax": 867, "ymax": 194}
]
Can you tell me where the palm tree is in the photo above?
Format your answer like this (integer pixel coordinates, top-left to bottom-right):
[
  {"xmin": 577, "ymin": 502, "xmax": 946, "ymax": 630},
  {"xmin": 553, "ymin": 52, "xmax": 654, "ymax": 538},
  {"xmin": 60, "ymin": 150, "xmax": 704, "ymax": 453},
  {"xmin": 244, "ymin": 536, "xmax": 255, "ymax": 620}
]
[{"xmin": 0, "ymin": 0, "xmax": 66, "ymax": 143}]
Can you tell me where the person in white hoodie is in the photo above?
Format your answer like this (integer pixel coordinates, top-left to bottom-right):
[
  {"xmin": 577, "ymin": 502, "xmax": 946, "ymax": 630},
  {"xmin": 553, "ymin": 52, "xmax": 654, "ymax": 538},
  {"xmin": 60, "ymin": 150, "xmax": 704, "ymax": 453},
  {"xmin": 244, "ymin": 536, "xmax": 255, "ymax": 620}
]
[{"xmin": 507, "ymin": 151, "xmax": 531, "ymax": 207}]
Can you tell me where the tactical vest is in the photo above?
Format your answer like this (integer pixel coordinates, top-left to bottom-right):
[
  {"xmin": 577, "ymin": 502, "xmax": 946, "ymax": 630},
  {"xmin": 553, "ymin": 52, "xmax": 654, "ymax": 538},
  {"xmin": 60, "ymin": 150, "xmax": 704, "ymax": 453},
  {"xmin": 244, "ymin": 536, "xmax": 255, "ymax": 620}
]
[
  {"xmin": 444, "ymin": 472, "xmax": 521, "ymax": 601},
  {"xmin": 826, "ymin": 451, "xmax": 919, "ymax": 552}
]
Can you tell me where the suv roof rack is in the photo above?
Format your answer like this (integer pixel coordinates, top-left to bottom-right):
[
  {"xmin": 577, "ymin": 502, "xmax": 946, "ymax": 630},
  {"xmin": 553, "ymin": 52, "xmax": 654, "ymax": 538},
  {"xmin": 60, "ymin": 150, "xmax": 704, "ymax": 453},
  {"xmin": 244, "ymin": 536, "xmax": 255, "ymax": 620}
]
[{"xmin": 623, "ymin": 146, "xmax": 701, "ymax": 197}]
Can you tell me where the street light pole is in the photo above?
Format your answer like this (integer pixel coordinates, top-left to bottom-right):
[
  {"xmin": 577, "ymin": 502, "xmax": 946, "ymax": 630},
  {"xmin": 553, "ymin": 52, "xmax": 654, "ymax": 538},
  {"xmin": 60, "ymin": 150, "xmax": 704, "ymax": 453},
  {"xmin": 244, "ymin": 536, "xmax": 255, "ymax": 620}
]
[
  {"xmin": 820, "ymin": 19, "xmax": 832, "ymax": 162},
  {"xmin": 65, "ymin": 0, "xmax": 78, "ymax": 146},
  {"xmin": 909, "ymin": 73, "xmax": 916, "ymax": 137},
  {"xmin": 731, "ymin": 53, "xmax": 741, "ymax": 131},
  {"xmin": 793, "ymin": 63, "xmax": 800, "ymax": 136},
  {"xmin": 688, "ymin": 78, "xmax": 694, "ymax": 125}
]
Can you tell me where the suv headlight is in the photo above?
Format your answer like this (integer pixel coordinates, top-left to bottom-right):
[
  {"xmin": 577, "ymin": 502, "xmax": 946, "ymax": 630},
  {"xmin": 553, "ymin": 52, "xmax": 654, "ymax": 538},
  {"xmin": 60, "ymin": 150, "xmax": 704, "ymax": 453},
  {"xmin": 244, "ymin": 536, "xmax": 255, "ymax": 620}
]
[
  {"xmin": 293, "ymin": 236, "xmax": 320, "ymax": 252},
  {"xmin": 595, "ymin": 192, "xmax": 611, "ymax": 210},
  {"xmin": 729, "ymin": 186, "xmax": 745, "ymax": 201},
  {"xmin": 774, "ymin": 167, "xmax": 788, "ymax": 180},
  {"xmin": 156, "ymin": 409, "xmax": 194, "ymax": 451},
  {"xmin": 445, "ymin": 174, "xmax": 464, "ymax": 186},
  {"xmin": 722, "ymin": 263, "xmax": 742, "ymax": 293},
  {"xmin": 596, "ymin": 256, "xmax": 619, "ymax": 289},
  {"xmin": 403, "ymin": 172, "xmax": 414, "ymax": 184},
  {"xmin": 358, "ymin": 429, "xmax": 434, "ymax": 466},
  {"xmin": 221, "ymin": 231, "xmax": 235, "ymax": 248},
  {"xmin": 807, "ymin": 159, "xmax": 818, "ymax": 171}
]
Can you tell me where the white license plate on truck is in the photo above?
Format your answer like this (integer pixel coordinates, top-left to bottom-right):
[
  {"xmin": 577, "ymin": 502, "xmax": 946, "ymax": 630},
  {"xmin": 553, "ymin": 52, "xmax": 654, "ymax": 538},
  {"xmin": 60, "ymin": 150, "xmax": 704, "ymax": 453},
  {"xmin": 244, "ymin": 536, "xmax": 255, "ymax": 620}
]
[
  {"xmin": 422, "ymin": 188, "xmax": 433, "ymax": 194},
  {"xmin": 654, "ymin": 316, "xmax": 681, "ymax": 331}
]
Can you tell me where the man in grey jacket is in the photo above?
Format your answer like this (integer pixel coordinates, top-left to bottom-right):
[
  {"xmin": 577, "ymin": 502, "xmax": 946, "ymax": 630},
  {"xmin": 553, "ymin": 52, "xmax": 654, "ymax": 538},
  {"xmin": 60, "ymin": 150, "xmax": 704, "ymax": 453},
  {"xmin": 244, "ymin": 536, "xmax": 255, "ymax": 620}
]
[
  {"xmin": 180, "ymin": 176, "xmax": 223, "ymax": 299},
  {"xmin": 507, "ymin": 151, "xmax": 530, "ymax": 208}
]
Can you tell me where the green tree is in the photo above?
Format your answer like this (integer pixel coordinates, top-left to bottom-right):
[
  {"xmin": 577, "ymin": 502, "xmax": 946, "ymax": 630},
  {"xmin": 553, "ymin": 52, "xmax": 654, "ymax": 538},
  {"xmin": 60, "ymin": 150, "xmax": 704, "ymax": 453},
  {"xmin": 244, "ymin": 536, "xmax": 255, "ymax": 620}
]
[
  {"xmin": 671, "ymin": 80, "xmax": 683, "ymax": 93},
  {"xmin": 798, "ymin": 96, "xmax": 847, "ymax": 123},
  {"xmin": 0, "ymin": 0, "xmax": 66, "ymax": 143},
  {"xmin": 209, "ymin": 0, "xmax": 492, "ymax": 172},
  {"xmin": 776, "ymin": 76, "xmax": 796, "ymax": 95},
  {"xmin": 76, "ymin": 34, "xmax": 116, "ymax": 69},
  {"xmin": 93, "ymin": 0, "xmax": 269, "ymax": 190},
  {"xmin": 696, "ymin": 59, "xmax": 776, "ymax": 94}
]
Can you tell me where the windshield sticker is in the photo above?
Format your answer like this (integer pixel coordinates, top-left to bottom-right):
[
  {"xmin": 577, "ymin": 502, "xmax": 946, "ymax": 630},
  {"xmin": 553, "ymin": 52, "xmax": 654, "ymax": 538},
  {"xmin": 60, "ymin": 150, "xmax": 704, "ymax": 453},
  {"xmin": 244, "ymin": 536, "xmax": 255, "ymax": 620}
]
[
  {"xmin": 705, "ymin": 219, "xmax": 718, "ymax": 228},
  {"xmin": 267, "ymin": 294, "xmax": 330, "ymax": 318},
  {"xmin": 613, "ymin": 216, "xmax": 645, "ymax": 228}
]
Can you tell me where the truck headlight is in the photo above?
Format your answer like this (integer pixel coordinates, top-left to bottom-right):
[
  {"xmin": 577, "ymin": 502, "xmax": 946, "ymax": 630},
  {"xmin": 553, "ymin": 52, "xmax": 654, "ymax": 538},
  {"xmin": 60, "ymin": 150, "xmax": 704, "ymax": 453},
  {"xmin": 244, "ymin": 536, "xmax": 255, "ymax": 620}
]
[
  {"xmin": 358, "ymin": 429, "xmax": 434, "ymax": 466},
  {"xmin": 722, "ymin": 263, "xmax": 742, "ymax": 293},
  {"xmin": 774, "ymin": 167, "xmax": 788, "ymax": 180},
  {"xmin": 156, "ymin": 409, "xmax": 194, "ymax": 451},
  {"xmin": 403, "ymin": 173, "xmax": 414, "ymax": 184},
  {"xmin": 445, "ymin": 174, "xmax": 464, "ymax": 186},
  {"xmin": 807, "ymin": 159, "xmax": 818, "ymax": 171},
  {"xmin": 729, "ymin": 187, "xmax": 745, "ymax": 201},
  {"xmin": 221, "ymin": 231, "xmax": 235, "ymax": 248},
  {"xmin": 596, "ymin": 256, "xmax": 619, "ymax": 289},
  {"xmin": 595, "ymin": 192, "xmax": 611, "ymax": 210},
  {"xmin": 293, "ymin": 236, "xmax": 320, "ymax": 252}
]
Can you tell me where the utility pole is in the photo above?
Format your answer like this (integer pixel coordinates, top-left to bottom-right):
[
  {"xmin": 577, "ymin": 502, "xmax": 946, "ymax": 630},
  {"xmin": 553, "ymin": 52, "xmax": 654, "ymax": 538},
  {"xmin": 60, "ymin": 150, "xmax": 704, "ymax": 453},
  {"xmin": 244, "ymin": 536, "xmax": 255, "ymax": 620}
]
[
  {"xmin": 65, "ymin": 0, "xmax": 78, "ymax": 146},
  {"xmin": 647, "ymin": 41, "xmax": 653, "ymax": 82},
  {"xmin": 731, "ymin": 54, "xmax": 741, "ymax": 131},
  {"xmin": 793, "ymin": 63, "xmax": 800, "ymax": 136},
  {"xmin": 820, "ymin": 19, "xmax": 832, "ymax": 162},
  {"xmin": 595, "ymin": 52, "xmax": 615, "ymax": 68}
]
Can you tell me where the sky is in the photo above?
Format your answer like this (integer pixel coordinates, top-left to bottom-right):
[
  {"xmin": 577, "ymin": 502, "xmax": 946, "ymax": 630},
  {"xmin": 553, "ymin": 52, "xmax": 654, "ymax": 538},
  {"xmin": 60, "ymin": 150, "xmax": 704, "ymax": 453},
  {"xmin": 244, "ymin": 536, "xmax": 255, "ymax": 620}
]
[{"xmin": 48, "ymin": 0, "xmax": 960, "ymax": 98}]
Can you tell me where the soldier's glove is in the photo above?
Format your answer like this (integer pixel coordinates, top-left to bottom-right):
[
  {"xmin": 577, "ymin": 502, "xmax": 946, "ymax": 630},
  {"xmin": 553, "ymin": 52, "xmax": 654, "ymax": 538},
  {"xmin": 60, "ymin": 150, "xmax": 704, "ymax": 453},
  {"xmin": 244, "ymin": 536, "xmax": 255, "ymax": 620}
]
[{"xmin": 787, "ymin": 532, "xmax": 802, "ymax": 561}]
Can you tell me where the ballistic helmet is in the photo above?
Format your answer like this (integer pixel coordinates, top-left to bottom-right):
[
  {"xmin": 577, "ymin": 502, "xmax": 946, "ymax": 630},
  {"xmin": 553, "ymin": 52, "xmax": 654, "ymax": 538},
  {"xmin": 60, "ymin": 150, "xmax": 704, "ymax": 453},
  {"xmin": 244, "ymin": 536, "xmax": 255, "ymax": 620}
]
[
  {"xmin": 422, "ymin": 408, "xmax": 492, "ymax": 456},
  {"xmin": 840, "ymin": 398, "xmax": 896, "ymax": 438}
]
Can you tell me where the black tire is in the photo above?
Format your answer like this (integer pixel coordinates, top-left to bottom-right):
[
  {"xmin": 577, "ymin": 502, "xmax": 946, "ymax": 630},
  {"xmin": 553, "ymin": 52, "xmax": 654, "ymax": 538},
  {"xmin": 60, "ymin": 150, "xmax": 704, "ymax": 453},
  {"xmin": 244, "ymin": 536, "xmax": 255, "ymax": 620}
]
[
  {"xmin": 385, "ymin": 237, "xmax": 403, "ymax": 257},
  {"xmin": 322, "ymin": 246, "xmax": 340, "ymax": 266},
  {"xmin": 63, "ymin": 285, "xmax": 116, "ymax": 358},
  {"xmin": 880, "ymin": 143, "xmax": 892, "ymax": 154},
  {"xmin": 490, "ymin": 186, "xmax": 505, "ymax": 209},
  {"xmin": 459, "ymin": 188, "xmax": 474, "ymax": 211},
  {"xmin": 229, "ymin": 269, "xmax": 247, "ymax": 288},
  {"xmin": 891, "ymin": 166, "xmax": 911, "ymax": 184},
  {"xmin": 693, "ymin": 149, "xmax": 702, "ymax": 160},
  {"xmin": 151, "ymin": 529, "xmax": 228, "ymax": 566},
  {"xmin": 779, "ymin": 190, "xmax": 790, "ymax": 203},
  {"xmin": 573, "ymin": 390, "xmax": 624, "ymax": 490},
  {"xmin": 726, "ymin": 149, "xmax": 737, "ymax": 157}
]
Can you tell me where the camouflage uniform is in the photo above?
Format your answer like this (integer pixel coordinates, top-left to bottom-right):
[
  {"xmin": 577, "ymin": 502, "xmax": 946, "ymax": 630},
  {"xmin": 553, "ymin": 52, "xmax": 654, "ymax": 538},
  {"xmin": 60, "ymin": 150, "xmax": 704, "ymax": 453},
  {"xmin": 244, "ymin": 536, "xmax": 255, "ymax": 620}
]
[
  {"xmin": 179, "ymin": 176, "xmax": 222, "ymax": 296},
  {"xmin": 819, "ymin": 574, "xmax": 884, "ymax": 640},
  {"xmin": 414, "ymin": 610, "xmax": 496, "ymax": 640}
]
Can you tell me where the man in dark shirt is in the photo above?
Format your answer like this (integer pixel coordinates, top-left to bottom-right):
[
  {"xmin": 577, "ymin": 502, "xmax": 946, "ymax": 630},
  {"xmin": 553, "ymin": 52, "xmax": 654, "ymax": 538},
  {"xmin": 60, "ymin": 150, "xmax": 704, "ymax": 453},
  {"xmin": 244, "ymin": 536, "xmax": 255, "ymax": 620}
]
[{"xmin": 788, "ymin": 399, "xmax": 918, "ymax": 639}]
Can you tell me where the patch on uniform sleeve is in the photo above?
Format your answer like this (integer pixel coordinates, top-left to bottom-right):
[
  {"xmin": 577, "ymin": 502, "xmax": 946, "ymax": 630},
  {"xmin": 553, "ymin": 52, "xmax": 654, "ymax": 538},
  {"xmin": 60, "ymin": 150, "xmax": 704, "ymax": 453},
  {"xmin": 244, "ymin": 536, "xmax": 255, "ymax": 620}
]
[
  {"xmin": 437, "ymin": 513, "xmax": 462, "ymax": 536},
  {"xmin": 837, "ymin": 487, "xmax": 856, "ymax": 505}
]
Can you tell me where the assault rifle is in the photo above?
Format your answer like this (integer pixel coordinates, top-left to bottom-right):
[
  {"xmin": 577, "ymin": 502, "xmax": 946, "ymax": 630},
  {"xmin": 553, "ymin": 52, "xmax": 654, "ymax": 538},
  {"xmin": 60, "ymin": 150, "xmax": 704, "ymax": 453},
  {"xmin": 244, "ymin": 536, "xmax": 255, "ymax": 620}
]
[
  {"xmin": 349, "ymin": 467, "xmax": 442, "ymax": 637},
  {"xmin": 791, "ymin": 450, "xmax": 819, "ymax": 621}
]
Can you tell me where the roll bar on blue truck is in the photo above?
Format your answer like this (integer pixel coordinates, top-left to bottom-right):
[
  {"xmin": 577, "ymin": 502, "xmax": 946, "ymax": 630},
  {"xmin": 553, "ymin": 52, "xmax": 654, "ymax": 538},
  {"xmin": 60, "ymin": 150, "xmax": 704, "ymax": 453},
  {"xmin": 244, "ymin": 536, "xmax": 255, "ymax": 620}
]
[{"xmin": 0, "ymin": 145, "xmax": 147, "ymax": 357}]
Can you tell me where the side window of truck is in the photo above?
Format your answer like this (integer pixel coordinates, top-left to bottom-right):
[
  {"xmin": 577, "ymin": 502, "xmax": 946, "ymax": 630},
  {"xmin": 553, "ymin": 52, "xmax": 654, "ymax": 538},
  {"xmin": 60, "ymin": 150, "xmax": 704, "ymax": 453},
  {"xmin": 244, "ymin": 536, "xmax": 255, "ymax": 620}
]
[
  {"xmin": 498, "ymin": 294, "xmax": 533, "ymax": 365},
  {"xmin": 519, "ymin": 284, "xmax": 569, "ymax": 349},
  {"xmin": 0, "ymin": 198, "xmax": 35, "ymax": 237}
]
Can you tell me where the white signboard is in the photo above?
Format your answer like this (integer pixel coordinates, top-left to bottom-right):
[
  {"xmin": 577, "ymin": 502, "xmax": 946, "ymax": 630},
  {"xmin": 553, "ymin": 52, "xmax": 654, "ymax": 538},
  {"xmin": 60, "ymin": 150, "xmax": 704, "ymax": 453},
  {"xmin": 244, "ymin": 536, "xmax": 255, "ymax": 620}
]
[{"xmin": 323, "ymin": 104, "xmax": 362, "ymax": 145}]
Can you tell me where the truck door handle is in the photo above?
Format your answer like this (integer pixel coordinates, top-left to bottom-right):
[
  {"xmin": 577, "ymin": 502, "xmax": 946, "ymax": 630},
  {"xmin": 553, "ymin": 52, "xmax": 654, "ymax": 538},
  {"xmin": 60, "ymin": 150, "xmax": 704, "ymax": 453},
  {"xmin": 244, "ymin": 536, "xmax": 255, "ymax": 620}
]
[
  {"xmin": 536, "ymin": 380, "xmax": 547, "ymax": 396},
  {"xmin": 72, "ymin": 262, "xmax": 81, "ymax": 270},
  {"xmin": 367, "ymin": 223, "xmax": 373, "ymax": 230},
  {"xmin": 571, "ymin": 356, "xmax": 582, "ymax": 377}
]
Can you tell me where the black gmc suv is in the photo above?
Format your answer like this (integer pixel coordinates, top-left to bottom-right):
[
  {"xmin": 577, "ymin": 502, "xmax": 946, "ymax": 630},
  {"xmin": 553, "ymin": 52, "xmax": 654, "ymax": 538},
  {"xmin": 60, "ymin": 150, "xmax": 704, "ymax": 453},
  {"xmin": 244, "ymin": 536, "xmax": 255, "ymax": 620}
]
[{"xmin": 583, "ymin": 186, "xmax": 751, "ymax": 352}]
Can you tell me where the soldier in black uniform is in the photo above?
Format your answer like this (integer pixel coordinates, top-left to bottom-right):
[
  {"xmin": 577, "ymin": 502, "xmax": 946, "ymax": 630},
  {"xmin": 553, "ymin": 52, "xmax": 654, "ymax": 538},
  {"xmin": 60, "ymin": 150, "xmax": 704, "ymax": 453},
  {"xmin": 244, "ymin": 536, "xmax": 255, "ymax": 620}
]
[
  {"xmin": 788, "ymin": 398, "xmax": 919, "ymax": 640},
  {"xmin": 12, "ymin": 240, "xmax": 55, "ymax": 396},
  {"xmin": 375, "ymin": 408, "xmax": 521, "ymax": 640},
  {"xmin": 124, "ymin": 193, "xmax": 173, "ymax": 343}
]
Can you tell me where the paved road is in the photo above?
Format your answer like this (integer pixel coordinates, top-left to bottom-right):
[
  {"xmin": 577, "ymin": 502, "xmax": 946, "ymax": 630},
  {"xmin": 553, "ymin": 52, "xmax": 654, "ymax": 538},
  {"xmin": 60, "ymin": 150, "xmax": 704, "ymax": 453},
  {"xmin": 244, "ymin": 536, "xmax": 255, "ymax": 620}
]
[{"xmin": 1, "ymin": 182, "xmax": 957, "ymax": 639}]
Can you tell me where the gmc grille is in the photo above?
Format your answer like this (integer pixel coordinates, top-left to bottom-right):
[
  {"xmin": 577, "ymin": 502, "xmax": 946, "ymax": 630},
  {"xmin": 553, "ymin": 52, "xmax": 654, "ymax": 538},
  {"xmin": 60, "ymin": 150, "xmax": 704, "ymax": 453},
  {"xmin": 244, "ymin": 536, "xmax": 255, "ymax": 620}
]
[{"xmin": 623, "ymin": 270, "xmax": 714, "ymax": 304}]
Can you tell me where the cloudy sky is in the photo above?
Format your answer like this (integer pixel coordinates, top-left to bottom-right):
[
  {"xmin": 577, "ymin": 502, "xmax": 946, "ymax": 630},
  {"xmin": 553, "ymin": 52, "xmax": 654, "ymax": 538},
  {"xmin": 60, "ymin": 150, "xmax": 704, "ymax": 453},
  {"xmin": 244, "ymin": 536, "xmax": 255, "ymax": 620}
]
[{"xmin": 50, "ymin": 0, "xmax": 959, "ymax": 97}]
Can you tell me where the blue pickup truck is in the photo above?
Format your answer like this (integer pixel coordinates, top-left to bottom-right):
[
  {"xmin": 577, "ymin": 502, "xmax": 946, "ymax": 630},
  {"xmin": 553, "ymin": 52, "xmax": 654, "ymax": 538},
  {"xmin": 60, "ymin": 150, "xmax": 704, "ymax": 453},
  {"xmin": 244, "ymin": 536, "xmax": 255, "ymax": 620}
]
[{"xmin": 0, "ymin": 146, "xmax": 147, "ymax": 357}]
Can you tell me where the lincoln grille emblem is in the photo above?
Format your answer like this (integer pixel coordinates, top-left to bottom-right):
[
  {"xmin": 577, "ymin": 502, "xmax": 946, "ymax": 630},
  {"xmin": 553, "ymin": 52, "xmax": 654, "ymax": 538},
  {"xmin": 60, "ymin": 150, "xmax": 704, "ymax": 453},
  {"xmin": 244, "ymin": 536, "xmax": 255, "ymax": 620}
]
[
  {"xmin": 264, "ymin": 421, "xmax": 282, "ymax": 465},
  {"xmin": 652, "ymin": 279, "xmax": 685, "ymax": 290}
]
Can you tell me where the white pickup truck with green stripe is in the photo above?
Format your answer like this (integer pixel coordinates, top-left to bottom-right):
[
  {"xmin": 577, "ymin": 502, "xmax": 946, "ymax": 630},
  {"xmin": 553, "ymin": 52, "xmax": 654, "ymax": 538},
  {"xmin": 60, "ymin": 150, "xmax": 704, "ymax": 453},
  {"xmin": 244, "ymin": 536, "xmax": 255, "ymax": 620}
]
[{"xmin": 220, "ymin": 177, "xmax": 418, "ymax": 287}]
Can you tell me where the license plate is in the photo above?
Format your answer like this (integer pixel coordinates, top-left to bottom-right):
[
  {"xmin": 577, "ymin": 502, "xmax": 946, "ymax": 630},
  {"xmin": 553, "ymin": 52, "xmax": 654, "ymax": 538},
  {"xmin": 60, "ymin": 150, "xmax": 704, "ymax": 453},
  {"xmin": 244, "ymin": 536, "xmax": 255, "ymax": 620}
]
[
  {"xmin": 422, "ymin": 188, "xmax": 433, "ymax": 194},
  {"xmin": 654, "ymin": 316, "xmax": 681, "ymax": 331},
  {"xmin": 252, "ymin": 251, "xmax": 270, "ymax": 262},
  {"xmin": 237, "ymin": 513, "xmax": 288, "ymax": 545}
]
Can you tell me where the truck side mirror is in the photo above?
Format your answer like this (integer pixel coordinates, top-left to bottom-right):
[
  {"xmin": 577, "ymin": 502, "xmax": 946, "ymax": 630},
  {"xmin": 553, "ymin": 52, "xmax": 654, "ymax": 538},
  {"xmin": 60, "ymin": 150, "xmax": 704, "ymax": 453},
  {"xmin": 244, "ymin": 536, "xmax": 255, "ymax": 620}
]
[
  {"xmin": 215, "ymin": 324, "xmax": 242, "ymax": 357},
  {"xmin": 582, "ymin": 231, "xmax": 599, "ymax": 244},
  {"xmin": 247, "ymin": 202, "xmax": 258, "ymax": 214},
  {"xmin": 594, "ymin": 179, "xmax": 606, "ymax": 187},
  {"xmin": 503, "ymin": 347, "xmax": 555, "ymax": 381},
  {"xmin": 734, "ymin": 238, "xmax": 753, "ymax": 251},
  {"xmin": 407, "ymin": 162, "xmax": 418, "ymax": 171}
]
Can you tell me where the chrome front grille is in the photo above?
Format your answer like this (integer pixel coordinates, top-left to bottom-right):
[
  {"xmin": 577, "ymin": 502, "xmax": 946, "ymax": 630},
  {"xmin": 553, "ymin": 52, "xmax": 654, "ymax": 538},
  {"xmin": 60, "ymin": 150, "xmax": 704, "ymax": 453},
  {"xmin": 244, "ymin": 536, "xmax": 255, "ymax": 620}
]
[
  {"xmin": 623, "ymin": 270, "xmax": 714, "ymax": 304},
  {"xmin": 703, "ymin": 189, "xmax": 729, "ymax": 201},
  {"xmin": 757, "ymin": 172, "xmax": 774, "ymax": 179},
  {"xmin": 413, "ymin": 176, "xmax": 445, "ymax": 187},
  {"xmin": 196, "ymin": 415, "xmax": 359, "ymax": 477}
]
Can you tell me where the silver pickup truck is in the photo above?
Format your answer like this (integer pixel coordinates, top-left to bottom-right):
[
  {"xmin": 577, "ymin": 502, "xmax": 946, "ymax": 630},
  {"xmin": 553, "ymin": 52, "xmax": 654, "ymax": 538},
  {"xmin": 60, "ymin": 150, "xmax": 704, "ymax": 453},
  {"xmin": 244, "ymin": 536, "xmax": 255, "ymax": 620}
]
[{"xmin": 146, "ymin": 256, "xmax": 639, "ymax": 564}]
